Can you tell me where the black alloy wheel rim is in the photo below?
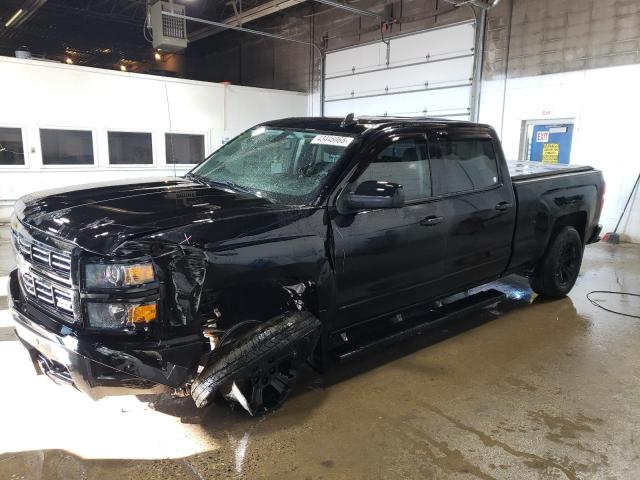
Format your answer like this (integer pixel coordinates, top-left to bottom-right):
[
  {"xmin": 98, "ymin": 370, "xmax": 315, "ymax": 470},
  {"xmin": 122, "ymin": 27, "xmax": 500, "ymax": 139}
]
[
  {"xmin": 243, "ymin": 348, "xmax": 299, "ymax": 414},
  {"xmin": 557, "ymin": 241, "xmax": 580, "ymax": 286}
]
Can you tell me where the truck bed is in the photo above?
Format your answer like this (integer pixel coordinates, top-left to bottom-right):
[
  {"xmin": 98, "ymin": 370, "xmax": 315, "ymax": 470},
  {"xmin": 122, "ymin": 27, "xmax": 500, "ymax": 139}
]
[
  {"xmin": 508, "ymin": 160, "xmax": 593, "ymax": 181},
  {"xmin": 507, "ymin": 160, "xmax": 603, "ymax": 272}
]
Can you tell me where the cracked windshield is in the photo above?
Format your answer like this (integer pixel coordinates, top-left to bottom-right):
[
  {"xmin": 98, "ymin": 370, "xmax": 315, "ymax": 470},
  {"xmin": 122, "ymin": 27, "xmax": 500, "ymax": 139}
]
[{"xmin": 190, "ymin": 127, "xmax": 355, "ymax": 204}]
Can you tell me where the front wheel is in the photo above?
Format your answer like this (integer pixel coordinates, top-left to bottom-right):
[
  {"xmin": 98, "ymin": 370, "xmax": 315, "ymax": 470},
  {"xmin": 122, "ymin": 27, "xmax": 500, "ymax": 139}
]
[
  {"xmin": 191, "ymin": 311, "xmax": 321, "ymax": 416},
  {"xmin": 531, "ymin": 226, "xmax": 584, "ymax": 299}
]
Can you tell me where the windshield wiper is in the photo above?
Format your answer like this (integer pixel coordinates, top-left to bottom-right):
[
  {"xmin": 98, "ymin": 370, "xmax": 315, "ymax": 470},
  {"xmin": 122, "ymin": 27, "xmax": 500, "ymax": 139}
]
[
  {"xmin": 185, "ymin": 172, "xmax": 210, "ymax": 185},
  {"xmin": 186, "ymin": 173, "xmax": 255, "ymax": 195},
  {"xmin": 208, "ymin": 179, "xmax": 255, "ymax": 194}
]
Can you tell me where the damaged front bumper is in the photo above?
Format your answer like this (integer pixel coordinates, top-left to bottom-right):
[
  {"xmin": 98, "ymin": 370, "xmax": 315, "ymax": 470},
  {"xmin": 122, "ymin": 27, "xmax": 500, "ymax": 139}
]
[{"xmin": 8, "ymin": 269, "xmax": 205, "ymax": 400}]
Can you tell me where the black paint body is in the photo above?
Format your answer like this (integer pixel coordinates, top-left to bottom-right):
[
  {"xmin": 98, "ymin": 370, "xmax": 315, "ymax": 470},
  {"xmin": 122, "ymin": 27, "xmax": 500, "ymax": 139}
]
[{"xmin": 8, "ymin": 117, "xmax": 605, "ymax": 398}]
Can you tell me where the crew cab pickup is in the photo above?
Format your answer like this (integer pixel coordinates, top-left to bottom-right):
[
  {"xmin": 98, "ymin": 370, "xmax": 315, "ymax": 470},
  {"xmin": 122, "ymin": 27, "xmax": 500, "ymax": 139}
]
[{"xmin": 8, "ymin": 116, "xmax": 604, "ymax": 416}]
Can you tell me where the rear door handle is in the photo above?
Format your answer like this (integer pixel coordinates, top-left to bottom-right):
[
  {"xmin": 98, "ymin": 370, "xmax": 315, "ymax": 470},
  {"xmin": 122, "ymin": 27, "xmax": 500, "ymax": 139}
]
[
  {"xmin": 495, "ymin": 202, "xmax": 513, "ymax": 211},
  {"xmin": 420, "ymin": 216, "xmax": 444, "ymax": 226}
]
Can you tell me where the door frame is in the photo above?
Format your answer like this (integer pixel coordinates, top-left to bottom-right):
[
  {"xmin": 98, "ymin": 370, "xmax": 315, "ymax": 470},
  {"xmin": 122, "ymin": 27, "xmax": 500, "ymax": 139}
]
[{"xmin": 518, "ymin": 118, "xmax": 574, "ymax": 162}]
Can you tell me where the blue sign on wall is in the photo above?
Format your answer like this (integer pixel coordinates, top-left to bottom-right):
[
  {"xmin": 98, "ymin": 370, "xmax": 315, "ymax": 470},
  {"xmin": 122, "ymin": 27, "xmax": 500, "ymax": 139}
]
[{"xmin": 528, "ymin": 124, "xmax": 574, "ymax": 165}]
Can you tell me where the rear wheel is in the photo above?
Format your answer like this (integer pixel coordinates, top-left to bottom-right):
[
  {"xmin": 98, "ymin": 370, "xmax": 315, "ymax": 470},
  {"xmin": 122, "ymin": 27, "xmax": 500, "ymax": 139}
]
[
  {"xmin": 531, "ymin": 226, "xmax": 584, "ymax": 299},
  {"xmin": 191, "ymin": 311, "xmax": 321, "ymax": 416}
]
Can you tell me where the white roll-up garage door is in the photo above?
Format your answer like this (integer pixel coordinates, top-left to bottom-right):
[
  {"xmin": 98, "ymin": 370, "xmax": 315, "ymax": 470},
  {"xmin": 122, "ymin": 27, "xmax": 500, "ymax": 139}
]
[{"xmin": 323, "ymin": 21, "xmax": 476, "ymax": 120}]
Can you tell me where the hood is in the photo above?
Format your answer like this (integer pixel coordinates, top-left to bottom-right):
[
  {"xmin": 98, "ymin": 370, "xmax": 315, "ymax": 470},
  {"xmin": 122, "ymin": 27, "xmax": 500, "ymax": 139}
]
[{"xmin": 14, "ymin": 177, "xmax": 297, "ymax": 255}]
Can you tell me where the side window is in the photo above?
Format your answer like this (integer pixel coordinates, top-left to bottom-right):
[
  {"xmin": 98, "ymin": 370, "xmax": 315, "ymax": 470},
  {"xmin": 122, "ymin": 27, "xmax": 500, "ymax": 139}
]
[
  {"xmin": 357, "ymin": 138, "xmax": 431, "ymax": 201},
  {"xmin": 429, "ymin": 137, "xmax": 499, "ymax": 196},
  {"xmin": 40, "ymin": 129, "xmax": 94, "ymax": 165},
  {"xmin": 108, "ymin": 132, "xmax": 153, "ymax": 165},
  {"xmin": 166, "ymin": 133, "xmax": 205, "ymax": 165},
  {"xmin": 0, "ymin": 127, "xmax": 25, "ymax": 166}
]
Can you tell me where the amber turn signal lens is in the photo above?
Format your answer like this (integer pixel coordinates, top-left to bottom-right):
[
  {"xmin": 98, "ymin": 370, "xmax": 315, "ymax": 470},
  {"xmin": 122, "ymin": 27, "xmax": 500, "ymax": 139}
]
[
  {"xmin": 130, "ymin": 303, "xmax": 157, "ymax": 324},
  {"xmin": 125, "ymin": 264, "xmax": 155, "ymax": 285}
]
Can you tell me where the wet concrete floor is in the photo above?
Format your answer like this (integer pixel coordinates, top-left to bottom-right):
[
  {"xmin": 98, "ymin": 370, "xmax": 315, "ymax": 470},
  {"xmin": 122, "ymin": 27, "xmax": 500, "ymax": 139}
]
[{"xmin": 0, "ymin": 226, "xmax": 639, "ymax": 479}]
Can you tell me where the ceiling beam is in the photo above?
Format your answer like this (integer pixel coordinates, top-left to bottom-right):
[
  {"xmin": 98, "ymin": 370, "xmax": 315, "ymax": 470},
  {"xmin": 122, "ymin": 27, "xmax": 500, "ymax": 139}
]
[
  {"xmin": 189, "ymin": 0, "xmax": 306, "ymax": 43},
  {"xmin": 164, "ymin": 9, "xmax": 321, "ymax": 55},
  {"xmin": 9, "ymin": 0, "xmax": 48, "ymax": 28},
  {"xmin": 443, "ymin": 0, "xmax": 501, "ymax": 10},
  {"xmin": 311, "ymin": 0, "xmax": 392, "ymax": 22}
]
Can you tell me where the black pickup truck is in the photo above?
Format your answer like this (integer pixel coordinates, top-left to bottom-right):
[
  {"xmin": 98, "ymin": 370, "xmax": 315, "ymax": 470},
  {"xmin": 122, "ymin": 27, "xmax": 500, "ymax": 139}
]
[{"xmin": 8, "ymin": 116, "xmax": 604, "ymax": 416}]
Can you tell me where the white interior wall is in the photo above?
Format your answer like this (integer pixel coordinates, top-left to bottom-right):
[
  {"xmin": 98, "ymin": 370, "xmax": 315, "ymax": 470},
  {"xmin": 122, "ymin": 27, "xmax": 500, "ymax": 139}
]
[
  {"xmin": 480, "ymin": 63, "xmax": 640, "ymax": 243},
  {"xmin": 223, "ymin": 84, "xmax": 308, "ymax": 139},
  {"xmin": 0, "ymin": 56, "xmax": 308, "ymax": 220}
]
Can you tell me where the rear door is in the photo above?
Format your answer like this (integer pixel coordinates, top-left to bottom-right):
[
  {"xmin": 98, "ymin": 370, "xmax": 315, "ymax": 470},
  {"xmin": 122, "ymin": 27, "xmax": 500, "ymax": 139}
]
[
  {"xmin": 332, "ymin": 131, "xmax": 449, "ymax": 327},
  {"xmin": 427, "ymin": 127, "xmax": 516, "ymax": 289}
]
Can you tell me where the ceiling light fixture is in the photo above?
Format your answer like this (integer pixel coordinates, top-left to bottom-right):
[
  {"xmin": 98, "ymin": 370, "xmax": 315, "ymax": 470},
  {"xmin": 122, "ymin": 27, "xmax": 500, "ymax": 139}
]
[{"xmin": 5, "ymin": 9, "xmax": 24, "ymax": 27}]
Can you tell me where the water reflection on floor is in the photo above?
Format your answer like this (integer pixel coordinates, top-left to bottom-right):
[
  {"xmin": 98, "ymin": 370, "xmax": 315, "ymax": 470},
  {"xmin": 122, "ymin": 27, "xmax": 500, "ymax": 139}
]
[{"xmin": 0, "ymin": 242, "xmax": 639, "ymax": 479}]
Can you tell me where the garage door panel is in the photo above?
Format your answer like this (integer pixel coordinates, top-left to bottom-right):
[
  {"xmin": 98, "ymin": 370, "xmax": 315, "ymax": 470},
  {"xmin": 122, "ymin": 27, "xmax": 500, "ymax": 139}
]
[
  {"xmin": 323, "ymin": 21, "xmax": 475, "ymax": 120},
  {"xmin": 325, "ymin": 43, "xmax": 387, "ymax": 77},
  {"xmin": 324, "ymin": 56, "xmax": 474, "ymax": 101},
  {"xmin": 389, "ymin": 23, "xmax": 475, "ymax": 66},
  {"xmin": 324, "ymin": 86, "xmax": 472, "ymax": 118}
]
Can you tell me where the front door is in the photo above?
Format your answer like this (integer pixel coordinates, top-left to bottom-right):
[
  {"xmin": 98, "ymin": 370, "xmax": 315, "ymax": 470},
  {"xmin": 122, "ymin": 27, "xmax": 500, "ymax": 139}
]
[{"xmin": 331, "ymin": 132, "xmax": 448, "ymax": 327}]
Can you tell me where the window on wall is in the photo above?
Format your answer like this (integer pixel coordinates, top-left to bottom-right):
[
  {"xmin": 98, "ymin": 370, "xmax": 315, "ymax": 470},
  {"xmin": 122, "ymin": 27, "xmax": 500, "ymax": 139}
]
[
  {"xmin": 41, "ymin": 129, "xmax": 94, "ymax": 165},
  {"xmin": 108, "ymin": 132, "xmax": 153, "ymax": 165},
  {"xmin": 0, "ymin": 127, "xmax": 25, "ymax": 166},
  {"xmin": 357, "ymin": 138, "xmax": 431, "ymax": 201},
  {"xmin": 165, "ymin": 133, "xmax": 205, "ymax": 164},
  {"xmin": 429, "ymin": 137, "xmax": 499, "ymax": 196}
]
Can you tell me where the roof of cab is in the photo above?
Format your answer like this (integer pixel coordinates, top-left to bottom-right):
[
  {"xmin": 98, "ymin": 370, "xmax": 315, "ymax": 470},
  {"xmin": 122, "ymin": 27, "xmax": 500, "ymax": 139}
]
[{"xmin": 261, "ymin": 116, "xmax": 484, "ymax": 136}]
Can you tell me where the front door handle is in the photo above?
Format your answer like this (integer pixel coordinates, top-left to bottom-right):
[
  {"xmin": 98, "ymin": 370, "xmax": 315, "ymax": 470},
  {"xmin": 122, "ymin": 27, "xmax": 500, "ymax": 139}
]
[
  {"xmin": 420, "ymin": 216, "xmax": 444, "ymax": 226},
  {"xmin": 495, "ymin": 202, "xmax": 513, "ymax": 211}
]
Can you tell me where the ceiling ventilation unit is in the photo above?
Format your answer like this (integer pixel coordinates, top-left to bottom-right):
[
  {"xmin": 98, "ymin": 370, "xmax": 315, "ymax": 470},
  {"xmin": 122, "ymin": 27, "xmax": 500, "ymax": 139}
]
[{"xmin": 150, "ymin": 1, "xmax": 188, "ymax": 52}]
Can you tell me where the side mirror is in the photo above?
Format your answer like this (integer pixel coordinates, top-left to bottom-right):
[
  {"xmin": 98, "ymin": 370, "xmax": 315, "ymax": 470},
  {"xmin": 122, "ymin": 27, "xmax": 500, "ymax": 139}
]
[{"xmin": 338, "ymin": 180, "xmax": 405, "ymax": 214}]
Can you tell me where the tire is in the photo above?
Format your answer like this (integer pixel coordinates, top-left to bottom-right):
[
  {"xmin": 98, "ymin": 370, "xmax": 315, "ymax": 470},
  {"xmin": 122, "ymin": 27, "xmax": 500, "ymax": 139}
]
[
  {"xmin": 191, "ymin": 311, "xmax": 321, "ymax": 415},
  {"xmin": 531, "ymin": 226, "xmax": 584, "ymax": 299}
]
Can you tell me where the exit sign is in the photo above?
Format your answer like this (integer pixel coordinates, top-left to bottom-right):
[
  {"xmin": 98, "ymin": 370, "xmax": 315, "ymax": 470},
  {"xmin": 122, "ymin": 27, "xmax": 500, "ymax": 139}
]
[{"xmin": 536, "ymin": 131, "xmax": 549, "ymax": 142}]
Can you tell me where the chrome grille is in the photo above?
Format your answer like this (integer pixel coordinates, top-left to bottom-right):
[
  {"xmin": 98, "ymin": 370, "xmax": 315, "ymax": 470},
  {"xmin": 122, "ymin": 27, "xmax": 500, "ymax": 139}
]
[
  {"xmin": 16, "ymin": 233, "xmax": 72, "ymax": 283},
  {"xmin": 21, "ymin": 271, "xmax": 75, "ymax": 317},
  {"xmin": 13, "ymin": 228, "xmax": 76, "ymax": 321}
]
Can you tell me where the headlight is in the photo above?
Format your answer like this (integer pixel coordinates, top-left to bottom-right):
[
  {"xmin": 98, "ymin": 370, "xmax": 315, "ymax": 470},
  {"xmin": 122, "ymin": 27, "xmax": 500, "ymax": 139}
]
[
  {"xmin": 86, "ymin": 302, "xmax": 157, "ymax": 329},
  {"xmin": 85, "ymin": 262, "xmax": 155, "ymax": 288}
]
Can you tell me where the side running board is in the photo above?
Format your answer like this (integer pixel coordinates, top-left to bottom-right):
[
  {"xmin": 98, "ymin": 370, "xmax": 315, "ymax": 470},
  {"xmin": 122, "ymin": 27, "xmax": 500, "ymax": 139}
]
[{"xmin": 332, "ymin": 289, "xmax": 506, "ymax": 363}]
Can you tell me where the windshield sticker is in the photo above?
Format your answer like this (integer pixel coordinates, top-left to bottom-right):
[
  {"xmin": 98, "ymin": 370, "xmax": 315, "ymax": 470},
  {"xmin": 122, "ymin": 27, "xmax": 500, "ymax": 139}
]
[{"xmin": 311, "ymin": 135, "xmax": 354, "ymax": 147}]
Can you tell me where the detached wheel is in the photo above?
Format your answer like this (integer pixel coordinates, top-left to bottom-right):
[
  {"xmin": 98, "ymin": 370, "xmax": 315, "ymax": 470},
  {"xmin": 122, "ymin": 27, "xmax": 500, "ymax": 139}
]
[
  {"xmin": 233, "ymin": 346, "xmax": 299, "ymax": 414},
  {"xmin": 531, "ymin": 226, "xmax": 584, "ymax": 299},
  {"xmin": 191, "ymin": 311, "xmax": 320, "ymax": 416}
]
